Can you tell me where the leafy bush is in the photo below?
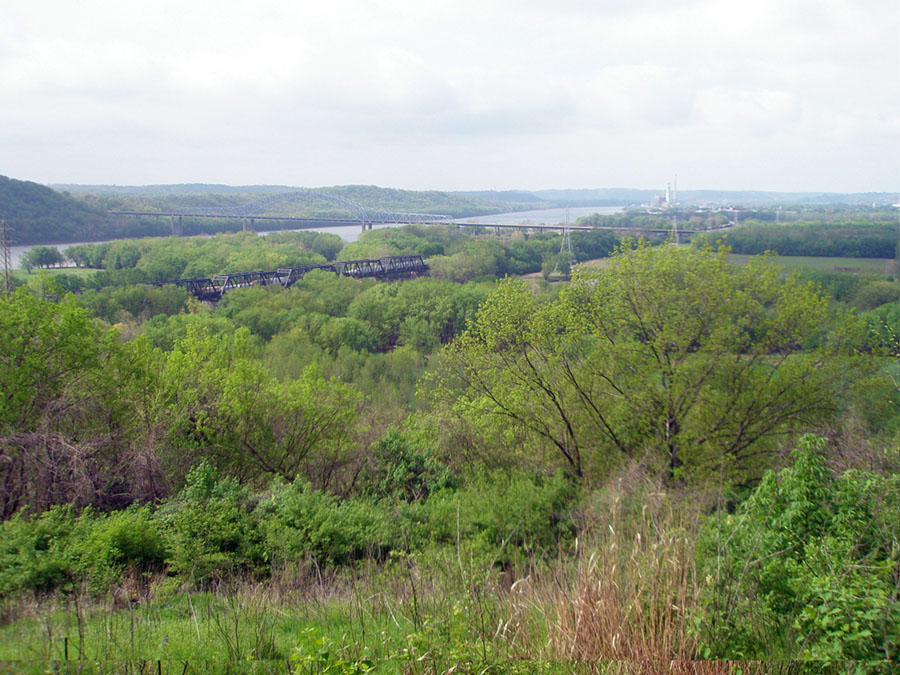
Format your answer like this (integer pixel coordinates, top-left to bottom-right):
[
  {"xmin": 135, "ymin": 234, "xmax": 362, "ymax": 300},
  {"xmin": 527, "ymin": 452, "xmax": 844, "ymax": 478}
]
[
  {"xmin": 0, "ymin": 505, "xmax": 168, "ymax": 597},
  {"xmin": 0, "ymin": 506, "xmax": 86, "ymax": 597},
  {"xmin": 852, "ymin": 280, "xmax": 900, "ymax": 312},
  {"xmin": 261, "ymin": 480, "xmax": 400, "ymax": 565},
  {"xmin": 365, "ymin": 428, "xmax": 457, "ymax": 502},
  {"xmin": 409, "ymin": 471, "xmax": 576, "ymax": 563},
  {"xmin": 70, "ymin": 506, "xmax": 167, "ymax": 591},
  {"xmin": 697, "ymin": 435, "xmax": 900, "ymax": 661},
  {"xmin": 156, "ymin": 461, "xmax": 266, "ymax": 583}
]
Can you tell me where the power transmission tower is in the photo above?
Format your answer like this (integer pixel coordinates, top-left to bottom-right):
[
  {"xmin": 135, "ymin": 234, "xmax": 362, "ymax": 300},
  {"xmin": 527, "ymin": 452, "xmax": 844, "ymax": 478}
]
[
  {"xmin": 0, "ymin": 219, "xmax": 12, "ymax": 296},
  {"xmin": 554, "ymin": 207, "xmax": 575, "ymax": 275}
]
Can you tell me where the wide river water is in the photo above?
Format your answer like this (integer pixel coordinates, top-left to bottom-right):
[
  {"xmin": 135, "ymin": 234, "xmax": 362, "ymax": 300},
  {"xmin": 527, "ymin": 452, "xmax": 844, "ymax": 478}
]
[{"xmin": 8, "ymin": 205, "xmax": 623, "ymax": 269}]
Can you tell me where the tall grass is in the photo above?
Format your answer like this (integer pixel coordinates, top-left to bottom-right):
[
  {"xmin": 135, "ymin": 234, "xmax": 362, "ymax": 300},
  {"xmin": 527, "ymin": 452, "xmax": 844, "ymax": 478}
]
[
  {"xmin": 539, "ymin": 484, "xmax": 700, "ymax": 662},
  {"xmin": 0, "ymin": 477, "xmax": 851, "ymax": 673}
]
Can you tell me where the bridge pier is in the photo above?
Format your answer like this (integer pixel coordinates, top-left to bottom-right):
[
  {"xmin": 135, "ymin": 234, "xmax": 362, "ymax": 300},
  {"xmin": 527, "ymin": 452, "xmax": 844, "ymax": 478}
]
[
  {"xmin": 170, "ymin": 215, "xmax": 183, "ymax": 236},
  {"xmin": 494, "ymin": 226, "xmax": 501, "ymax": 236},
  {"xmin": 242, "ymin": 218, "xmax": 255, "ymax": 232}
]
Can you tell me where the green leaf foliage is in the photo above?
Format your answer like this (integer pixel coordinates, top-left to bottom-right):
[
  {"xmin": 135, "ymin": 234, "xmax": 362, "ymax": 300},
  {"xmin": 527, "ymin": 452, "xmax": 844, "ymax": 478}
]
[
  {"xmin": 261, "ymin": 479, "xmax": 400, "ymax": 566},
  {"xmin": 432, "ymin": 242, "xmax": 858, "ymax": 484},
  {"xmin": 160, "ymin": 326, "xmax": 361, "ymax": 487},
  {"xmin": 0, "ymin": 288, "xmax": 106, "ymax": 430},
  {"xmin": 364, "ymin": 427, "xmax": 457, "ymax": 502},
  {"xmin": 0, "ymin": 506, "xmax": 86, "ymax": 596},
  {"xmin": 156, "ymin": 461, "xmax": 266, "ymax": 582},
  {"xmin": 0, "ymin": 175, "xmax": 115, "ymax": 244},
  {"xmin": 697, "ymin": 435, "xmax": 900, "ymax": 661},
  {"xmin": 724, "ymin": 222, "xmax": 899, "ymax": 259}
]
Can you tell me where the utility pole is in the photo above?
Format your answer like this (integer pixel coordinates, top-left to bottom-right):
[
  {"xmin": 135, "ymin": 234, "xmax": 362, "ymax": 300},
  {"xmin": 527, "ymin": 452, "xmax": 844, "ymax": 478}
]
[{"xmin": 0, "ymin": 219, "xmax": 12, "ymax": 296}]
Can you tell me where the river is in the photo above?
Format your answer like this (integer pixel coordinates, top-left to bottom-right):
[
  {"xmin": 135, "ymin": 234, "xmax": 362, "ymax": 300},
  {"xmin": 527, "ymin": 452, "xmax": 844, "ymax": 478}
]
[
  {"xmin": 8, "ymin": 205, "xmax": 624, "ymax": 269},
  {"xmin": 460, "ymin": 205, "xmax": 623, "ymax": 226}
]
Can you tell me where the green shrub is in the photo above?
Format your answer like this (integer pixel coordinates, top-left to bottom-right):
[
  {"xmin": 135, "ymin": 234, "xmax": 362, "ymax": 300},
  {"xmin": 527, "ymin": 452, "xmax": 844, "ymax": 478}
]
[
  {"xmin": 261, "ymin": 480, "xmax": 400, "ymax": 565},
  {"xmin": 852, "ymin": 280, "xmax": 900, "ymax": 312},
  {"xmin": 409, "ymin": 471, "xmax": 576, "ymax": 563},
  {"xmin": 0, "ymin": 506, "xmax": 86, "ymax": 596},
  {"xmin": 71, "ymin": 506, "xmax": 166, "ymax": 591},
  {"xmin": 155, "ymin": 461, "xmax": 266, "ymax": 583},
  {"xmin": 0, "ymin": 466, "xmax": 578, "ymax": 597},
  {"xmin": 365, "ymin": 428, "xmax": 457, "ymax": 502},
  {"xmin": 0, "ymin": 505, "xmax": 167, "ymax": 597},
  {"xmin": 697, "ymin": 435, "xmax": 899, "ymax": 661}
]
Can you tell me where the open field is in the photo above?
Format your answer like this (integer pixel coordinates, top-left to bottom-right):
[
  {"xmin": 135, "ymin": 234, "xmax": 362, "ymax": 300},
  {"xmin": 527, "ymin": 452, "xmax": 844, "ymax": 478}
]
[
  {"xmin": 726, "ymin": 254, "xmax": 897, "ymax": 275},
  {"xmin": 520, "ymin": 253, "xmax": 898, "ymax": 293},
  {"xmin": 567, "ymin": 254, "xmax": 897, "ymax": 275},
  {"xmin": 12, "ymin": 267, "xmax": 98, "ymax": 281}
]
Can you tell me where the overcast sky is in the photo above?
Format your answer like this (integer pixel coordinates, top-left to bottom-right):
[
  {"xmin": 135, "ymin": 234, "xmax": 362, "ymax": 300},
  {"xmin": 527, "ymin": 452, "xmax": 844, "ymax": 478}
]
[{"xmin": 1, "ymin": 0, "xmax": 897, "ymax": 193}]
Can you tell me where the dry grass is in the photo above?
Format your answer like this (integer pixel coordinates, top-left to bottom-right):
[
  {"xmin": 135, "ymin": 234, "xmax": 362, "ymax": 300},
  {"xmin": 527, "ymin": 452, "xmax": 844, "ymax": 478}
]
[{"xmin": 519, "ymin": 477, "xmax": 703, "ymax": 664}]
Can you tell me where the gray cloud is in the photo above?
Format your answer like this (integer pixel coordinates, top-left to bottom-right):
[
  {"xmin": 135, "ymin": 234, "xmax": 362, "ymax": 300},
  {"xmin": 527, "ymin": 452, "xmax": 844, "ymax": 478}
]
[{"xmin": 0, "ymin": 0, "xmax": 896, "ymax": 191}]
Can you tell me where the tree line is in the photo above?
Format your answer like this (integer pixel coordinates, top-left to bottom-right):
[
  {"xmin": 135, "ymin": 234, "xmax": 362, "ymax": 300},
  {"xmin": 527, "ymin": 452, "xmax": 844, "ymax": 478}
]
[{"xmin": 722, "ymin": 222, "xmax": 899, "ymax": 258}]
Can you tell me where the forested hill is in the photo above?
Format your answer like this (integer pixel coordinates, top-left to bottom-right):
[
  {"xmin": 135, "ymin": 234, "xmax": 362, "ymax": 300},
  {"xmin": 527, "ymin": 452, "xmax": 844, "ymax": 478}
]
[
  {"xmin": 3, "ymin": 178, "xmax": 541, "ymax": 245},
  {"xmin": 0, "ymin": 175, "xmax": 119, "ymax": 245},
  {"xmin": 53, "ymin": 183, "xmax": 543, "ymax": 219},
  {"xmin": 49, "ymin": 183, "xmax": 297, "ymax": 196}
]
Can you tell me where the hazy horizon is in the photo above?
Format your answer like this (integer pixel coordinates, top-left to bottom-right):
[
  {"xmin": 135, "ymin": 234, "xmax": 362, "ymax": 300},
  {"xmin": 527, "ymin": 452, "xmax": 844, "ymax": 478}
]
[{"xmin": 45, "ymin": 181, "xmax": 897, "ymax": 200}]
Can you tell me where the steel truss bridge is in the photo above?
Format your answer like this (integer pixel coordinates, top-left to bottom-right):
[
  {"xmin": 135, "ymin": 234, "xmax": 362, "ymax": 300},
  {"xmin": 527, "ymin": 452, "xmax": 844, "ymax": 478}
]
[
  {"xmin": 146, "ymin": 254, "xmax": 429, "ymax": 302},
  {"xmin": 109, "ymin": 192, "xmax": 452, "ymax": 235}
]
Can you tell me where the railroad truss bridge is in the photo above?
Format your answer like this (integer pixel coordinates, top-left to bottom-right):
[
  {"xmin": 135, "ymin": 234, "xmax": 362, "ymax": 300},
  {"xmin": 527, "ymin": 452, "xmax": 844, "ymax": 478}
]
[{"xmin": 146, "ymin": 254, "xmax": 428, "ymax": 301}]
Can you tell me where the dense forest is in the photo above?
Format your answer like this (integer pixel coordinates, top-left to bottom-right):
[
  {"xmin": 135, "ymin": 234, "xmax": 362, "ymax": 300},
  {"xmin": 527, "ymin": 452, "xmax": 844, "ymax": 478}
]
[
  {"xmin": 718, "ymin": 222, "xmax": 899, "ymax": 259},
  {"xmin": 71, "ymin": 185, "xmax": 543, "ymax": 222},
  {"xmin": 1, "ymin": 220, "xmax": 898, "ymax": 670},
  {"xmin": 13, "ymin": 226, "xmax": 627, "ymax": 295},
  {"xmin": 0, "ymin": 176, "xmax": 121, "ymax": 244},
  {"xmin": 576, "ymin": 209, "xmax": 900, "ymax": 259}
]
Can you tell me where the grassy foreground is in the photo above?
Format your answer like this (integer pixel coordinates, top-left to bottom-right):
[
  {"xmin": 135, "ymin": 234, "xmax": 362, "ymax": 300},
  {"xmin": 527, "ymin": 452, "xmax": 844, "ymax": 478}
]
[
  {"xmin": 2, "ymin": 470, "xmax": 891, "ymax": 674},
  {"xmin": 0, "ymin": 483, "xmax": 724, "ymax": 671}
]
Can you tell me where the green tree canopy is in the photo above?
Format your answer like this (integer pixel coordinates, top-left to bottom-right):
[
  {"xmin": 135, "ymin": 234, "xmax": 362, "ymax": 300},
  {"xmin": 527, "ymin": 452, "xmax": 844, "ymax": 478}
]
[
  {"xmin": 160, "ymin": 326, "xmax": 362, "ymax": 488},
  {"xmin": 432, "ymin": 242, "xmax": 857, "ymax": 484},
  {"xmin": 0, "ymin": 288, "xmax": 104, "ymax": 430},
  {"xmin": 21, "ymin": 246, "xmax": 64, "ymax": 272}
]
